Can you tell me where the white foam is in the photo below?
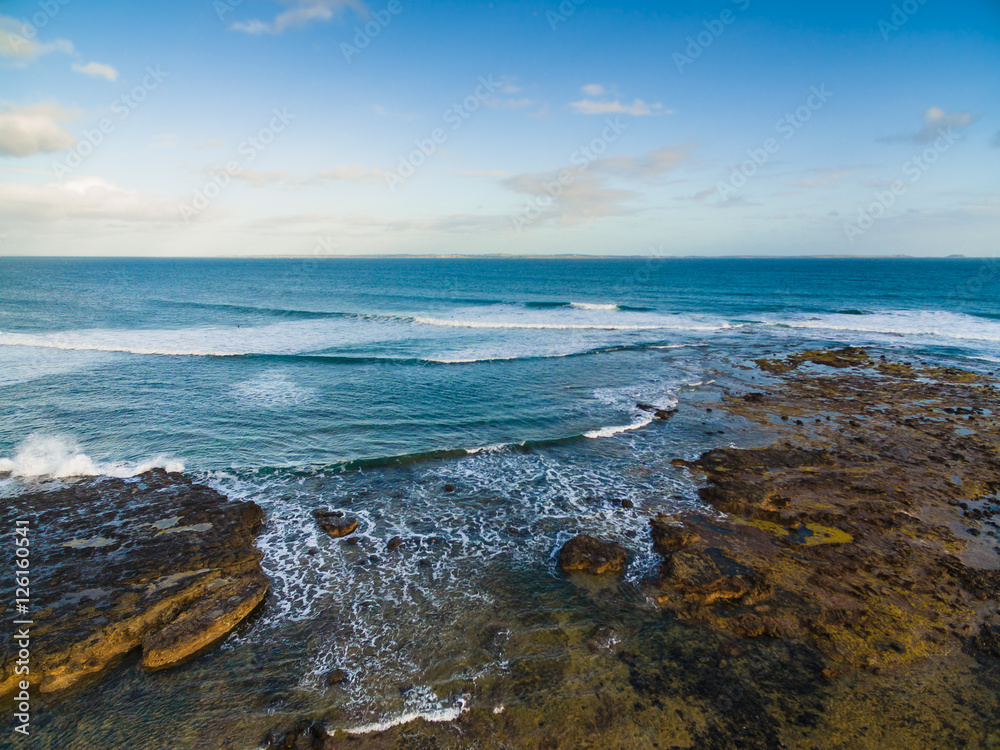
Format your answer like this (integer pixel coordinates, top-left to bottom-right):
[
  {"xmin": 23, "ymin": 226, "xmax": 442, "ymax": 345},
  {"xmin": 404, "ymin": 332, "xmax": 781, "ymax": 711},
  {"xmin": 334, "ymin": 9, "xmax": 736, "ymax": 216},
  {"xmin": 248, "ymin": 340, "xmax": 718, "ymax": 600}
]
[
  {"xmin": 465, "ymin": 443, "xmax": 510, "ymax": 455},
  {"xmin": 0, "ymin": 435, "xmax": 183, "ymax": 479},
  {"xmin": 0, "ymin": 346, "xmax": 107, "ymax": 386},
  {"xmin": 569, "ymin": 302, "xmax": 619, "ymax": 311},
  {"xmin": 345, "ymin": 696, "xmax": 470, "ymax": 735},
  {"xmin": 413, "ymin": 316, "xmax": 727, "ymax": 331},
  {"xmin": 773, "ymin": 310, "xmax": 1000, "ymax": 344},
  {"xmin": 0, "ymin": 317, "xmax": 420, "ymax": 358},
  {"xmin": 584, "ymin": 413, "xmax": 655, "ymax": 439},
  {"xmin": 233, "ymin": 371, "xmax": 314, "ymax": 408}
]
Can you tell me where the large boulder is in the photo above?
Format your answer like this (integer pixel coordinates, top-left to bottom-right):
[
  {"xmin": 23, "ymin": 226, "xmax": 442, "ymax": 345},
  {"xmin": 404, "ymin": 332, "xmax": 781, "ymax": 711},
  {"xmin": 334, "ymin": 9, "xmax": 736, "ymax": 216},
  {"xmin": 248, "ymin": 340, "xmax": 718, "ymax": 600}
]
[{"xmin": 557, "ymin": 535, "xmax": 627, "ymax": 575}]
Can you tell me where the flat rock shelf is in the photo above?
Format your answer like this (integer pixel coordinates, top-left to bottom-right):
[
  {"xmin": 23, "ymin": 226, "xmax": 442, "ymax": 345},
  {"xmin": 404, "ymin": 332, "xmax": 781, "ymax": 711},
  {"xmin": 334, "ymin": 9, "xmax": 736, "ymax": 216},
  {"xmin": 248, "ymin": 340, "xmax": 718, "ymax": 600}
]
[{"xmin": 0, "ymin": 469, "xmax": 268, "ymax": 695}]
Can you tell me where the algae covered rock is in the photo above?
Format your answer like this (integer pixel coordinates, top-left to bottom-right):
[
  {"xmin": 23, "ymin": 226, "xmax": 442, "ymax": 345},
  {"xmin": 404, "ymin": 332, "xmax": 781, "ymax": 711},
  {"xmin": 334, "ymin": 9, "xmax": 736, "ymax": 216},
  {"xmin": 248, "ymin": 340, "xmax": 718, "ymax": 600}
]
[
  {"xmin": 557, "ymin": 535, "xmax": 627, "ymax": 575},
  {"xmin": 0, "ymin": 469, "xmax": 268, "ymax": 695}
]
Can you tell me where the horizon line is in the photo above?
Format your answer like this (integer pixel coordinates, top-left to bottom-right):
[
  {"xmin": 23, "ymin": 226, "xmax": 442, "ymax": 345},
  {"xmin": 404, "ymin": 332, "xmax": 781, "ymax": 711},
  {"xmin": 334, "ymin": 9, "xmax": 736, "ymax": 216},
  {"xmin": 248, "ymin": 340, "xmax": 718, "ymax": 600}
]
[{"xmin": 0, "ymin": 253, "xmax": 989, "ymax": 260}]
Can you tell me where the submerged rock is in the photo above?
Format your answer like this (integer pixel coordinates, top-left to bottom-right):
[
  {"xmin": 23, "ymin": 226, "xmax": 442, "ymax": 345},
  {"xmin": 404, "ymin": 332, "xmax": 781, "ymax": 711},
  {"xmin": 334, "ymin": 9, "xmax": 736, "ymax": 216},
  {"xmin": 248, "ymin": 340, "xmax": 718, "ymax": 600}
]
[
  {"xmin": 975, "ymin": 621, "xmax": 1000, "ymax": 658},
  {"xmin": 325, "ymin": 668, "xmax": 347, "ymax": 686},
  {"xmin": 557, "ymin": 535, "xmax": 627, "ymax": 575},
  {"xmin": 0, "ymin": 469, "xmax": 268, "ymax": 695}
]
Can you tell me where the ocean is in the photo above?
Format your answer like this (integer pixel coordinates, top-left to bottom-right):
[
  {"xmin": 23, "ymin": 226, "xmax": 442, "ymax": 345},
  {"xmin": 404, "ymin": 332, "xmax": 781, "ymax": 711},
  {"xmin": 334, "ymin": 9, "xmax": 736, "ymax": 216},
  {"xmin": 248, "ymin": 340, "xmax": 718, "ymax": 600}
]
[{"xmin": 1, "ymin": 256, "xmax": 999, "ymax": 747}]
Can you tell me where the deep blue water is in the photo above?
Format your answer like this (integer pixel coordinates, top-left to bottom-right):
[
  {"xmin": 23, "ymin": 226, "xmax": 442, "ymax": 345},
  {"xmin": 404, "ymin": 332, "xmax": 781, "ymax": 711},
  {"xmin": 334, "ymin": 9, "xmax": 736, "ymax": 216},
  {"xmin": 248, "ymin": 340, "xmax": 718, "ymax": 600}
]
[{"xmin": 1, "ymin": 256, "xmax": 999, "ymax": 746}]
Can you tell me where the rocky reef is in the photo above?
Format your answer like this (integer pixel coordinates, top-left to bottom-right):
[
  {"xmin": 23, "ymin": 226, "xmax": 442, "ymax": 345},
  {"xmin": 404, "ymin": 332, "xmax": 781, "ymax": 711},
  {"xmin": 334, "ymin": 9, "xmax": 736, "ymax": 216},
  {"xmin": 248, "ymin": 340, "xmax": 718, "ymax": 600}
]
[
  {"xmin": 0, "ymin": 469, "xmax": 268, "ymax": 695},
  {"xmin": 254, "ymin": 349, "xmax": 1000, "ymax": 749},
  {"xmin": 650, "ymin": 348, "xmax": 1000, "ymax": 671}
]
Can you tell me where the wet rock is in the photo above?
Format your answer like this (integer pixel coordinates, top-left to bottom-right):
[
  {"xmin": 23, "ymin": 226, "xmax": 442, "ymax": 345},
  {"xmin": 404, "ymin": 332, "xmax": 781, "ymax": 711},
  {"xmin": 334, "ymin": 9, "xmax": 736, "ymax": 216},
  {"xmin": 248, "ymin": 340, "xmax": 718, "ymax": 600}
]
[
  {"xmin": 649, "ymin": 350, "xmax": 1000, "ymax": 672},
  {"xmin": 387, "ymin": 536, "xmax": 404, "ymax": 551},
  {"xmin": 443, "ymin": 484, "xmax": 456, "ymax": 493},
  {"xmin": 586, "ymin": 626, "xmax": 622, "ymax": 652},
  {"xmin": 0, "ymin": 469, "xmax": 268, "ymax": 695},
  {"xmin": 313, "ymin": 510, "xmax": 359, "ymax": 538},
  {"xmin": 621, "ymin": 499, "xmax": 634, "ymax": 510},
  {"xmin": 557, "ymin": 535, "xmax": 627, "ymax": 575},
  {"xmin": 637, "ymin": 402, "xmax": 678, "ymax": 420},
  {"xmin": 326, "ymin": 668, "xmax": 347, "ymax": 686},
  {"xmin": 649, "ymin": 517, "xmax": 700, "ymax": 555}
]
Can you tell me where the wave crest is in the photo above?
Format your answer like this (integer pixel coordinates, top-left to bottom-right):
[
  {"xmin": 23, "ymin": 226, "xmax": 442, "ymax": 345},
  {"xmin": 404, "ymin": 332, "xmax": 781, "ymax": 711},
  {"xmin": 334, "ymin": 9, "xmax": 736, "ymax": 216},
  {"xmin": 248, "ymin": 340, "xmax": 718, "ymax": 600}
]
[{"xmin": 0, "ymin": 435, "xmax": 184, "ymax": 479}]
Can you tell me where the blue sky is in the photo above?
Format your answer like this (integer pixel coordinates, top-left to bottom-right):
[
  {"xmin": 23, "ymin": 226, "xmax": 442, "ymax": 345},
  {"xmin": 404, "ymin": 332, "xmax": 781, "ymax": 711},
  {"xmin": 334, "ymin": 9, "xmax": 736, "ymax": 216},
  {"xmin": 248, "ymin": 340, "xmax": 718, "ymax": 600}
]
[{"xmin": 1, "ymin": 0, "xmax": 997, "ymax": 256}]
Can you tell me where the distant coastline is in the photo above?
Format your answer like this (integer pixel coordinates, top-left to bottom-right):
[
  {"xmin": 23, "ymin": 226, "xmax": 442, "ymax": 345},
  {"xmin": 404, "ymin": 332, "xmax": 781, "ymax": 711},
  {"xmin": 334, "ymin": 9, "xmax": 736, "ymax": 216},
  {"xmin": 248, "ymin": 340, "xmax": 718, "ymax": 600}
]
[{"xmin": 0, "ymin": 253, "xmax": 984, "ymax": 260}]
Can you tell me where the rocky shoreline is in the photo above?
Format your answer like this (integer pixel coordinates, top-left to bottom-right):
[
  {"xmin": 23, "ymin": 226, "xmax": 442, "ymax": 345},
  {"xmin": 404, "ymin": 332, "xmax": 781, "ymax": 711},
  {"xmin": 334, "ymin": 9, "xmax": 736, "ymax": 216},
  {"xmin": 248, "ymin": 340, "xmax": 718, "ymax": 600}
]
[
  {"xmin": 0, "ymin": 470, "xmax": 268, "ymax": 696},
  {"xmin": 649, "ymin": 347, "xmax": 1000, "ymax": 672},
  {"xmin": 264, "ymin": 348, "xmax": 999, "ymax": 749},
  {"xmin": 4, "ymin": 349, "xmax": 1000, "ymax": 748}
]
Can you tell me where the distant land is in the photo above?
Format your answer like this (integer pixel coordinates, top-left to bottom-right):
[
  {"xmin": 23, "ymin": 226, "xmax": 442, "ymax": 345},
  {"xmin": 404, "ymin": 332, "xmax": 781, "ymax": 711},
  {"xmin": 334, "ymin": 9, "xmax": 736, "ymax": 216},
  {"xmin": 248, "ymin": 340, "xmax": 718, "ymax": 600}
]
[{"xmin": 2, "ymin": 254, "xmax": 989, "ymax": 260}]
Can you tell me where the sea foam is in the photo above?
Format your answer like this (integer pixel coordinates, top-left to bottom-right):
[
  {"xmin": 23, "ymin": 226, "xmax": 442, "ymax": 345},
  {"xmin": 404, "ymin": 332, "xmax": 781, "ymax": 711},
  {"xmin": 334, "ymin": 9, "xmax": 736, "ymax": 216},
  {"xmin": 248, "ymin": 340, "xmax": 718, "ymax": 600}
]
[{"xmin": 0, "ymin": 435, "xmax": 183, "ymax": 479}]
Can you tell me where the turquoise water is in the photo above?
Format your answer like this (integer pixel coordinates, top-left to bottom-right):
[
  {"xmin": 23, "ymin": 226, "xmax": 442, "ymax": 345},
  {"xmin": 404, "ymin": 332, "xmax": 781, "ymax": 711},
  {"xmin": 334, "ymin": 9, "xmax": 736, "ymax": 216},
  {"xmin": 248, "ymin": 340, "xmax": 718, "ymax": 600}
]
[{"xmin": 1, "ymin": 257, "xmax": 999, "ymax": 747}]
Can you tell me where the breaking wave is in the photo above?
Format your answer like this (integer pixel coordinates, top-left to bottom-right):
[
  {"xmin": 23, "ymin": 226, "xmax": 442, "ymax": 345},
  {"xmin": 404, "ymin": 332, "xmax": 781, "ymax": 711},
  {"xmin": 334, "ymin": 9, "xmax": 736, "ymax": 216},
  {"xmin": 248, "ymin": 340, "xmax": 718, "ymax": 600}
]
[{"xmin": 0, "ymin": 435, "xmax": 184, "ymax": 479}]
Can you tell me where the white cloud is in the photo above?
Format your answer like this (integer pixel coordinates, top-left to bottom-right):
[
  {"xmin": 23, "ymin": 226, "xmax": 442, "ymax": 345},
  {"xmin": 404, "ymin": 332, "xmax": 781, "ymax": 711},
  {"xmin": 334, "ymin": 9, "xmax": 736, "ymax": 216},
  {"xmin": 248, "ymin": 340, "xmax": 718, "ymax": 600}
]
[
  {"xmin": 205, "ymin": 163, "xmax": 387, "ymax": 187},
  {"xmin": 569, "ymin": 98, "xmax": 671, "ymax": 117},
  {"xmin": 914, "ymin": 106, "xmax": 978, "ymax": 142},
  {"xmin": 71, "ymin": 61, "xmax": 118, "ymax": 81},
  {"xmin": 454, "ymin": 170, "xmax": 511, "ymax": 178},
  {"xmin": 209, "ymin": 167, "xmax": 290, "ymax": 187},
  {"xmin": 882, "ymin": 106, "xmax": 980, "ymax": 144},
  {"xmin": 595, "ymin": 147, "xmax": 691, "ymax": 180},
  {"xmin": 0, "ymin": 102, "xmax": 77, "ymax": 157},
  {"xmin": 0, "ymin": 15, "xmax": 73, "ymax": 63},
  {"xmin": 195, "ymin": 139, "xmax": 222, "ymax": 149},
  {"xmin": 581, "ymin": 84, "xmax": 606, "ymax": 97},
  {"xmin": 231, "ymin": 0, "xmax": 367, "ymax": 34},
  {"xmin": 484, "ymin": 96, "xmax": 534, "ymax": 110},
  {"xmin": 313, "ymin": 164, "xmax": 387, "ymax": 183},
  {"xmin": 0, "ymin": 177, "xmax": 180, "ymax": 222},
  {"xmin": 501, "ymin": 146, "xmax": 692, "ymax": 225}
]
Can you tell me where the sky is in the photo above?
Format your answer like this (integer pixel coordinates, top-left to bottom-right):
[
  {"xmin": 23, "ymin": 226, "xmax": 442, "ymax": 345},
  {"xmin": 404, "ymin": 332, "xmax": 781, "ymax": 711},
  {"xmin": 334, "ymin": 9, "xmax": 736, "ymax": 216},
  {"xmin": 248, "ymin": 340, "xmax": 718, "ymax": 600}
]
[{"xmin": 0, "ymin": 0, "xmax": 998, "ymax": 257}]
